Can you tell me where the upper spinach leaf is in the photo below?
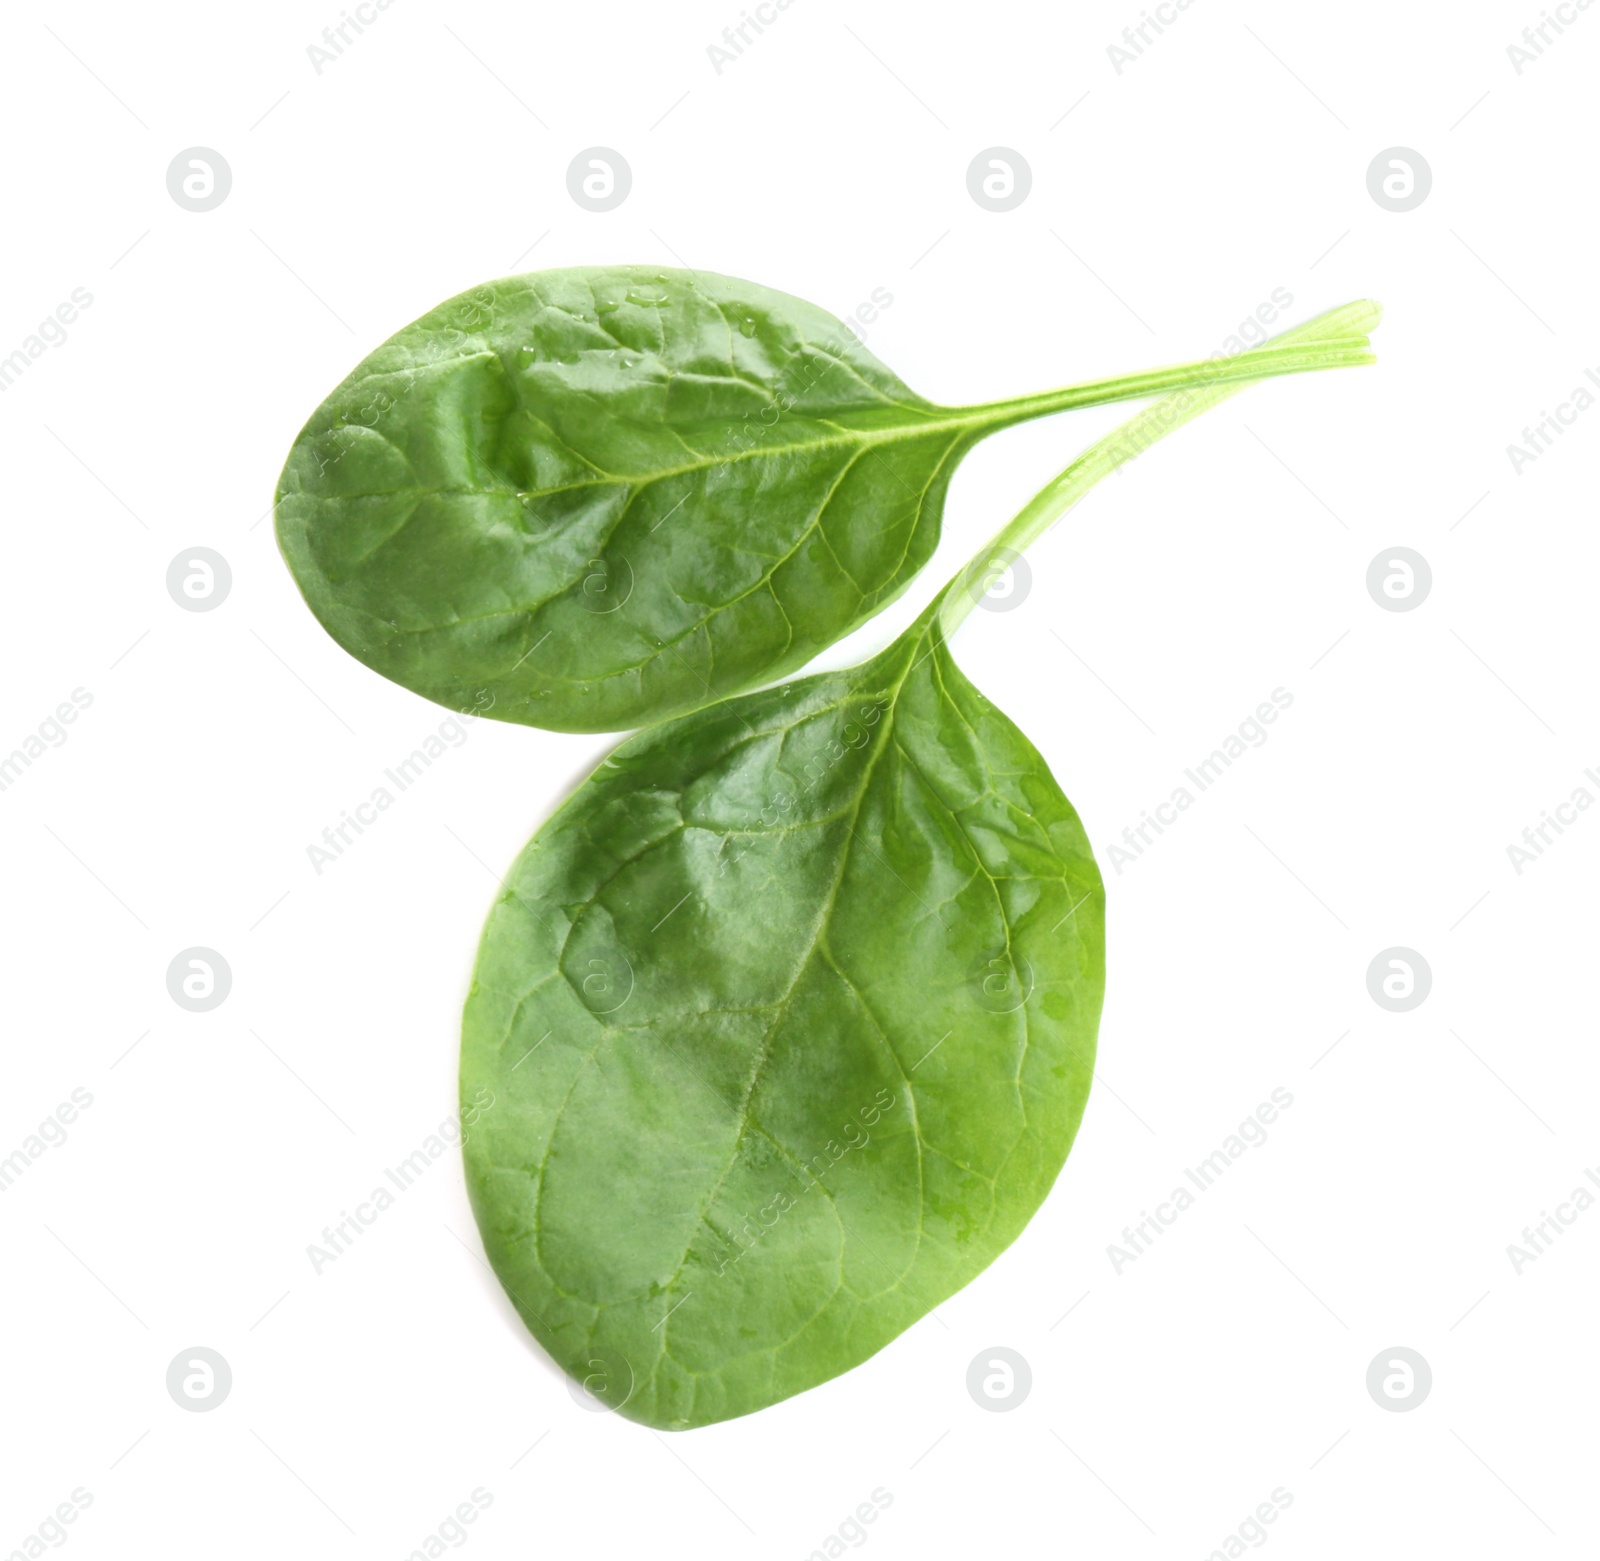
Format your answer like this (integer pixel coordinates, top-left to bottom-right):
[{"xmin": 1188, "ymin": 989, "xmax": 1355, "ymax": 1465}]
[{"xmin": 275, "ymin": 267, "xmax": 1370, "ymax": 732}]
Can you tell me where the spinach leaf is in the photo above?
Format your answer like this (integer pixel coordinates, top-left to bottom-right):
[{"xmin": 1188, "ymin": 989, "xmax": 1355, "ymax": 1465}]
[
  {"xmin": 459, "ymin": 302, "xmax": 1380, "ymax": 1427},
  {"xmin": 461, "ymin": 593, "xmax": 1102, "ymax": 1430},
  {"xmin": 275, "ymin": 268, "xmax": 1372, "ymax": 732}
]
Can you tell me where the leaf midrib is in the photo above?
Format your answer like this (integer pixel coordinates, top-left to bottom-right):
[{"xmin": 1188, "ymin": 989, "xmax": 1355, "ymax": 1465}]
[
  {"xmin": 526, "ymin": 635, "xmax": 927, "ymax": 1384},
  {"xmin": 311, "ymin": 401, "xmax": 1016, "ymax": 508},
  {"xmin": 650, "ymin": 636, "xmax": 921, "ymax": 1357}
]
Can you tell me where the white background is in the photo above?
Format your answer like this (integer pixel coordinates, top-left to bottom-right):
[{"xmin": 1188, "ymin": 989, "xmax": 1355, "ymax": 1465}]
[{"xmin": 2, "ymin": 0, "xmax": 1595, "ymax": 1556}]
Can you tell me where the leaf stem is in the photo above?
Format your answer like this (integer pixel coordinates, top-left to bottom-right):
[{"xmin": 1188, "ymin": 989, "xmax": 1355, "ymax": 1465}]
[
  {"xmin": 964, "ymin": 333, "xmax": 1373, "ymax": 426},
  {"xmin": 938, "ymin": 300, "xmax": 1381, "ymax": 637}
]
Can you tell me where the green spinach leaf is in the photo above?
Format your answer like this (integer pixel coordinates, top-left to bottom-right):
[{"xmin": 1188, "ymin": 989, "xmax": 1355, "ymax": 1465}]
[
  {"xmin": 459, "ymin": 301, "xmax": 1380, "ymax": 1427},
  {"xmin": 275, "ymin": 268, "xmax": 1372, "ymax": 732},
  {"xmin": 461, "ymin": 592, "xmax": 1102, "ymax": 1429}
]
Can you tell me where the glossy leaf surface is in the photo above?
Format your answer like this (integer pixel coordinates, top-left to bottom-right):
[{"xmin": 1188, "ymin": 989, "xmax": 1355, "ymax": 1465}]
[{"xmin": 460, "ymin": 591, "xmax": 1103, "ymax": 1427}]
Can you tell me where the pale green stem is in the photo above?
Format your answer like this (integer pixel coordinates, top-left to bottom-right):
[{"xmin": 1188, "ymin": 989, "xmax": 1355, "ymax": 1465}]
[
  {"xmin": 939, "ymin": 300, "xmax": 1382, "ymax": 637},
  {"xmin": 962, "ymin": 332, "xmax": 1374, "ymax": 426}
]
